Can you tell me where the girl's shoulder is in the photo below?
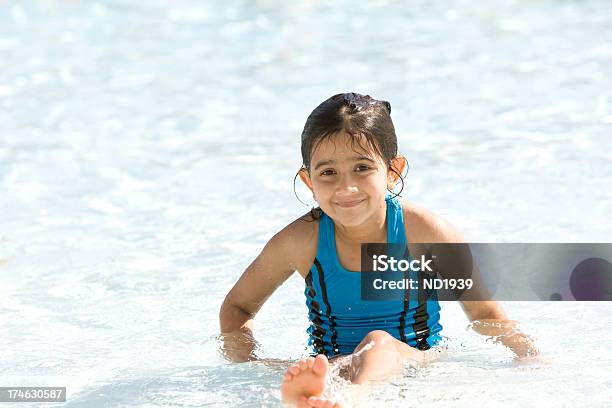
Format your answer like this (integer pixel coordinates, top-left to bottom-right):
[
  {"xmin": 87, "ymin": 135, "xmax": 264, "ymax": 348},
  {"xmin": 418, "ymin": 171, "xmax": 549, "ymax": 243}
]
[
  {"xmin": 271, "ymin": 211, "xmax": 320, "ymax": 278},
  {"xmin": 399, "ymin": 199, "xmax": 465, "ymax": 244},
  {"xmin": 283, "ymin": 210, "xmax": 320, "ymax": 240}
]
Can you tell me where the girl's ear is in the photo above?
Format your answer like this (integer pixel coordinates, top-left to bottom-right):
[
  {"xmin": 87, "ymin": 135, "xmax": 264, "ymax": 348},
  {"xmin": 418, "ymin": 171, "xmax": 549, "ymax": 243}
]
[
  {"xmin": 388, "ymin": 155, "xmax": 408, "ymax": 188},
  {"xmin": 298, "ymin": 167, "xmax": 314, "ymax": 193}
]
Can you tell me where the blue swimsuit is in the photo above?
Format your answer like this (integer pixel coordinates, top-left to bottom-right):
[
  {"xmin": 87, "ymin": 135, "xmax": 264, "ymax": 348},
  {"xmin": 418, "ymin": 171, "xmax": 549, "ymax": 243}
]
[{"xmin": 304, "ymin": 195, "xmax": 443, "ymax": 357}]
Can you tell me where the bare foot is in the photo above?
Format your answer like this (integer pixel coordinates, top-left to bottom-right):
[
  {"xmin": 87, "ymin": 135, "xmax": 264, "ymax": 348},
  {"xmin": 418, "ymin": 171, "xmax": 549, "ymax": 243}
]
[
  {"xmin": 281, "ymin": 354, "xmax": 329, "ymax": 405},
  {"xmin": 300, "ymin": 395, "xmax": 344, "ymax": 408}
]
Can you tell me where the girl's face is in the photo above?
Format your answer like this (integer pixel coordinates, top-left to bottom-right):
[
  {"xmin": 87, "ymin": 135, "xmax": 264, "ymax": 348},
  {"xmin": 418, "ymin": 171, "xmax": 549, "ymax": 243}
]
[{"xmin": 301, "ymin": 132, "xmax": 400, "ymax": 227}]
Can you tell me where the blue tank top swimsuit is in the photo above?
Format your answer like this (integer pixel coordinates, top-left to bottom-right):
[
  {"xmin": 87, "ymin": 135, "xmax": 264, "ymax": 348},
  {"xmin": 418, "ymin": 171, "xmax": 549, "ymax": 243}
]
[{"xmin": 304, "ymin": 195, "xmax": 443, "ymax": 357}]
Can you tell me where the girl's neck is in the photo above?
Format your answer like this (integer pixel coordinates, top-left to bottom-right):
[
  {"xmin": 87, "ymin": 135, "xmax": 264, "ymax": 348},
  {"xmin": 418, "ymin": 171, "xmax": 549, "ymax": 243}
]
[{"xmin": 334, "ymin": 205, "xmax": 387, "ymax": 245}]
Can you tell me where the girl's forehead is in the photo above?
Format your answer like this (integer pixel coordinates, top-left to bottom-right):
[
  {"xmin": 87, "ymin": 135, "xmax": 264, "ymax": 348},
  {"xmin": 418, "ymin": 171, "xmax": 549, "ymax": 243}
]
[{"xmin": 311, "ymin": 132, "xmax": 379, "ymax": 160}]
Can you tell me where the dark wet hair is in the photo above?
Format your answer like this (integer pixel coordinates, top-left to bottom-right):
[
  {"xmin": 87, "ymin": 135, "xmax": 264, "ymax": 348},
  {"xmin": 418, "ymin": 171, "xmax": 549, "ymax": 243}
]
[{"xmin": 293, "ymin": 92, "xmax": 407, "ymax": 221}]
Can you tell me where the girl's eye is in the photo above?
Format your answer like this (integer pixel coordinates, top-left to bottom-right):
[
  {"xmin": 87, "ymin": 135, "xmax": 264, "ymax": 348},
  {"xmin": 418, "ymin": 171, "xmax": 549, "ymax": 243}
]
[
  {"xmin": 356, "ymin": 165, "xmax": 371, "ymax": 171},
  {"xmin": 320, "ymin": 169, "xmax": 336, "ymax": 176}
]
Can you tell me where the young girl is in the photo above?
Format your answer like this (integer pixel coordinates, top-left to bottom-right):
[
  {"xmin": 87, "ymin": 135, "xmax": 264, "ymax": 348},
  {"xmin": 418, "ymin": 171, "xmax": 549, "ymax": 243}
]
[{"xmin": 219, "ymin": 93, "xmax": 538, "ymax": 407}]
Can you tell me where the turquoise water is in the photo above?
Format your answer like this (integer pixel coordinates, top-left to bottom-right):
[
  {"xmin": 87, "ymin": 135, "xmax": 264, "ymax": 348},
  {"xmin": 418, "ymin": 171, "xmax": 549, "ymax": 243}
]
[{"xmin": 1, "ymin": 0, "xmax": 611, "ymax": 406}]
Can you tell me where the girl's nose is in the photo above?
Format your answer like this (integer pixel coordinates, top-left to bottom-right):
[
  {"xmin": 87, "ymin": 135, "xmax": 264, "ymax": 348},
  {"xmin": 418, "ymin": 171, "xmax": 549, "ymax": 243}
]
[{"xmin": 336, "ymin": 173, "xmax": 359, "ymax": 193}]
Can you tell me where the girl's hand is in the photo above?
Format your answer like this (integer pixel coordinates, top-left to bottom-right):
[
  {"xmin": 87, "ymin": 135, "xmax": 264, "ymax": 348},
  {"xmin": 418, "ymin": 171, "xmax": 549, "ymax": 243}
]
[
  {"xmin": 498, "ymin": 332, "xmax": 539, "ymax": 359},
  {"xmin": 468, "ymin": 318, "xmax": 539, "ymax": 359},
  {"xmin": 219, "ymin": 327, "xmax": 258, "ymax": 363}
]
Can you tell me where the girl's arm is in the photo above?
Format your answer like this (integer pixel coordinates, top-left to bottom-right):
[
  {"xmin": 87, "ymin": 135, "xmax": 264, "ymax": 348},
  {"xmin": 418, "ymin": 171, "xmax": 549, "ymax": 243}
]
[
  {"xmin": 403, "ymin": 202, "xmax": 539, "ymax": 359},
  {"xmin": 219, "ymin": 217, "xmax": 315, "ymax": 362}
]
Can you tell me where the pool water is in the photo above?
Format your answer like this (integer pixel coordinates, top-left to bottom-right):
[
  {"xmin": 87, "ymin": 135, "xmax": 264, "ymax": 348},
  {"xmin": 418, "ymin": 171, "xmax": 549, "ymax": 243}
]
[{"xmin": 1, "ymin": 0, "xmax": 611, "ymax": 406}]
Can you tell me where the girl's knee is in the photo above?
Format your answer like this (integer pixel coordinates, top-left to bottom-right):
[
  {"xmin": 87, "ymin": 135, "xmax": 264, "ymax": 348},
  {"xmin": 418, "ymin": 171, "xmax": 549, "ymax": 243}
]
[
  {"xmin": 358, "ymin": 330, "xmax": 394, "ymax": 350},
  {"xmin": 365, "ymin": 330, "xmax": 392, "ymax": 341}
]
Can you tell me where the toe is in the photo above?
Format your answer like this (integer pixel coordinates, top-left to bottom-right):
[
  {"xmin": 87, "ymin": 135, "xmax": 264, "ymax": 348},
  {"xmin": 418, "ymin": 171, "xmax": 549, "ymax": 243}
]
[
  {"xmin": 312, "ymin": 354, "xmax": 329, "ymax": 376},
  {"xmin": 306, "ymin": 356, "xmax": 315, "ymax": 368},
  {"xmin": 307, "ymin": 396, "xmax": 323, "ymax": 407},
  {"xmin": 298, "ymin": 359, "xmax": 308, "ymax": 370},
  {"xmin": 308, "ymin": 398, "xmax": 339, "ymax": 408},
  {"xmin": 296, "ymin": 396, "xmax": 309, "ymax": 408},
  {"xmin": 289, "ymin": 365, "xmax": 300, "ymax": 375}
]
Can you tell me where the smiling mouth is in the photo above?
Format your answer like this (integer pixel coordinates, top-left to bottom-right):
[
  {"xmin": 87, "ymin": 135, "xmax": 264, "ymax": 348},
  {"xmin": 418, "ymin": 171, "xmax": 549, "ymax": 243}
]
[{"xmin": 335, "ymin": 199, "xmax": 365, "ymax": 208}]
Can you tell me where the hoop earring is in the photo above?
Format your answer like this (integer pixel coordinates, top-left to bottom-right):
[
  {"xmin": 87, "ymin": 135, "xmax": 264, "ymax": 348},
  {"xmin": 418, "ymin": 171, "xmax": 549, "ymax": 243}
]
[
  {"xmin": 386, "ymin": 165, "xmax": 406, "ymax": 198},
  {"xmin": 293, "ymin": 170, "xmax": 315, "ymax": 207}
]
